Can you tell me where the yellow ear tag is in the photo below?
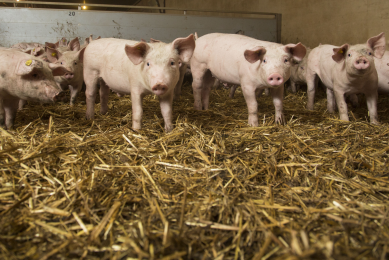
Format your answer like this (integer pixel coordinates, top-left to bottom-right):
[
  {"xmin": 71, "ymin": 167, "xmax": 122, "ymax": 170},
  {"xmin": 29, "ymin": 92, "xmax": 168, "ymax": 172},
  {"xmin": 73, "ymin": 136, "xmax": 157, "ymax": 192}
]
[
  {"xmin": 256, "ymin": 51, "xmax": 259, "ymax": 54},
  {"xmin": 51, "ymin": 53, "xmax": 56, "ymax": 57},
  {"xmin": 137, "ymin": 47, "xmax": 140, "ymax": 50},
  {"xmin": 339, "ymin": 50, "xmax": 343, "ymax": 54},
  {"xmin": 25, "ymin": 60, "xmax": 32, "ymax": 66},
  {"xmin": 33, "ymin": 49, "xmax": 35, "ymax": 52}
]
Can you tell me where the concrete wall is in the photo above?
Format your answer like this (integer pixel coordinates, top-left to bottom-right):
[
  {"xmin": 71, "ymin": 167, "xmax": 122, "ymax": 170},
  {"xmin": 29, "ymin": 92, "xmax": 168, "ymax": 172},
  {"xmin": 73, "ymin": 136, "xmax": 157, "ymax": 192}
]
[{"xmin": 137, "ymin": 0, "xmax": 389, "ymax": 48}]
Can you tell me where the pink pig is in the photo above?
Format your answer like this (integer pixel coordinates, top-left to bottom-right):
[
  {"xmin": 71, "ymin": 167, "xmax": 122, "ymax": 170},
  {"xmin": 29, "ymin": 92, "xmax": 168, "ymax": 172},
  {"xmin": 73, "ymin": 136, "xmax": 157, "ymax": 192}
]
[
  {"xmin": 0, "ymin": 49, "xmax": 68, "ymax": 129},
  {"xmin": 190, "ymin": 33, "xmax": 306, "ymax": 126},
  {"xmin": 374, "ymin": 51, "xmax": 389, "ymax": 93},
  {"xmin": 83, "ymin": 35, "xmax": 195, "ymax": 132},
  {"xmin": 45, "ymin": 38, "xmax": 86, "ymax": 105},
  {"xmin": 306, "ymin": 33, "xmax": 385, "ymax": 124}
]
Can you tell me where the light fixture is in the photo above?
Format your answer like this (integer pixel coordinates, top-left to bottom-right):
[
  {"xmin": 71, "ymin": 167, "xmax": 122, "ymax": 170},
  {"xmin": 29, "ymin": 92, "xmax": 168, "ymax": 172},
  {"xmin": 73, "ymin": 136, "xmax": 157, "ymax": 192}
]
[{"xmin": 82, "ymin": 1, "xmax": 87, "ymax": 10}]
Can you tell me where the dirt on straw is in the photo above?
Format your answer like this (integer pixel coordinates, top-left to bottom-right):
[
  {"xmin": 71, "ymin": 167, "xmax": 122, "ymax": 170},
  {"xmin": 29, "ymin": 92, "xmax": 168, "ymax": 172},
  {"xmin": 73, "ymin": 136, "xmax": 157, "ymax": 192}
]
[{"xmin": 0, "ymin": 83, "xmax": 388, "ymax": 260}]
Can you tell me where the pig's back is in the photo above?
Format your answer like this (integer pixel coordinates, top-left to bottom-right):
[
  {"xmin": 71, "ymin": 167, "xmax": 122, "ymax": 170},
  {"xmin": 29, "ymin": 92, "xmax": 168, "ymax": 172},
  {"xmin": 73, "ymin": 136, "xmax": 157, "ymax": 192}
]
[{"xmin": 84, "ymin": 38, "xmax": 137, "ymax": 72}]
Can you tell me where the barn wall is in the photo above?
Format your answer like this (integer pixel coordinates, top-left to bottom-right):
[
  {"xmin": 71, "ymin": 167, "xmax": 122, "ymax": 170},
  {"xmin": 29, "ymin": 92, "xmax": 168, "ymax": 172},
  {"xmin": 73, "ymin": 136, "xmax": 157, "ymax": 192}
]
[{"xmin": 138, "ymin": 0, "xmax": 389, "ymax": 49}]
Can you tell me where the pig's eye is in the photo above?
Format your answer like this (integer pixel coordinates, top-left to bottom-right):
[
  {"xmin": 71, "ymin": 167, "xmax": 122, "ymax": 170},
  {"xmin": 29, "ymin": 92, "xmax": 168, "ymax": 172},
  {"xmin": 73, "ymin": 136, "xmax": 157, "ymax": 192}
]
[
  {"xmin": 368, "ymin": 52, "xmax": 372, "ymax": 56},
  {"xmin": 263, "ymin": 59, "xmax": 267, "ymax": 63},
  {"xmin": 284, "ymin": 58, "xmax": 289, "ymax": 63},
  {"xmin": 60, "ymin": 62, "xmax": 63, "ymax": 65},
  {"xmin": 147, "ymin": 62, "xmax": 150, "ymax": 66},
  {"xmin": 170, "ymin": 61, "xmax": 175, "ymax": 66},
  {"xmin": 348, "ymin": 54, "xmax": 351, "ymax": 57},
  {"xmin": 300, "ymin": 66, "xmax": 304, "ymax": 70},
  {"xmin": 74, "ymin": 61, "xmax": 77, "ymax": 65}
]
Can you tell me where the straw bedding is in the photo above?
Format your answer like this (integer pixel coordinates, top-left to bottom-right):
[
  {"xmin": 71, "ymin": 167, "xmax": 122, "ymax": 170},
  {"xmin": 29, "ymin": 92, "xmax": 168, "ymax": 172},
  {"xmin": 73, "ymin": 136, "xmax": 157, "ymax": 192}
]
[{"xmin": 0, "ymin": 84, "xmax": 388, "ymax": 260}]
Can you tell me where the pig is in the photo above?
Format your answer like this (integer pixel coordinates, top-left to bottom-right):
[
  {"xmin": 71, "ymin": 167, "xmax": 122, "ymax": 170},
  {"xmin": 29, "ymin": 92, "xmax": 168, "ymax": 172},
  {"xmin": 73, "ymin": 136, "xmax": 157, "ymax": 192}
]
[
  {"xmin": 288, "ymin": 47, "xmax": 311, "ymax": 93},
  {"xmin": 190, "ymin": 33, "xmax": 306, "ymax": 126},
  {"xmin": 306, "ymin": 33, "xmax": 385, "ymax": 124},
  {"xmin": 0, "ymin": 49, "xmax": 68, "ymax": 129},
  {"xmin": 374, "ymin": 51, "xmax": 389, "ymax": 93},
  {"xmin": 81, "ymin": 35, "xmax": 101, "ymax": 49},
  {"xmin": 83, "ymin": 34, "xmax": 196, "ymax": 132},
  {"xmin": 45, "ymin": 38, "xmax": 86, "ymax": 105}
]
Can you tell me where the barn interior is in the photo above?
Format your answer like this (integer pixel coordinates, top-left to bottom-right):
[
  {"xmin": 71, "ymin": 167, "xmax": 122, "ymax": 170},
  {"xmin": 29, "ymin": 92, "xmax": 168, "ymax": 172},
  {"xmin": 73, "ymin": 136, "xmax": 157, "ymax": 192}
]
[{"xmin": 0, "ymin": 1, "xmax": 388, "ymax": 259}]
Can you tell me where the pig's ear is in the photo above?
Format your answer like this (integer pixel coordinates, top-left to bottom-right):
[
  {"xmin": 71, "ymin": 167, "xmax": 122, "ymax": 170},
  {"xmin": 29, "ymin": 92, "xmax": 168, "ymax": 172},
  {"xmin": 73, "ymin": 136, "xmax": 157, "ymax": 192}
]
[
  {"xmin": 48, "ymin": 63, "xmax": 69, "ymax": 76},
  {"xmin": 15, "ymin": 59, "xmax": 43, "ymax": 76},
  {"xmin": 172, "ymin": 34, "xmax": 196, "ymax": 63},
  {"xmin": 76, "ymin": 47, "xmax": 87, "ymax": 62},
  {"xmin": 59, "ymin": 37, "xmax": 68, "ymax": 47},
  {"xmin": 244, "ymin": 46, "xmax": 266, "ymax": 64},
  {"xmin": 140, "ymin": 39, "xmax": 146, "ymax": 43},
  {"xmin": 22, "ymin": 49, "xmax": 33, "ymax": 55},
  {"xmin": 84, "ymin": 38, "xmax": 90, "ymax": 45},
  {"xmin": 68, "ymin": 37, "xmax": 80, "ymax": 51},
  {"xmin": 367, "ymin": 32, "xmax": 385, "ymax": 59},
  {"xmin": 194, "ymin": 32, "xmax": 198, "ymax": 40},
  {"xmin": 150, "ymin": 38, "xmax": 160, "ymax": 43},
  {"xmin": 125, "ymin": 42, "xmax": 150, "ymax": 65},
  {"xmin": 46, "ymin": 47, "xmax": 62, "ymax": 63},
  {"xmin": 284, "ymin": 43, "xmax": 306, "ymax": 62},
  {"xmin": 95, "ymin": 36, "xmax": 101, "ymax": 40},
  {"xmin": 332, "ymin": 44, "xmax": 349, "ymax": 63},
  {"xmin": 45, "ymin": 42, "xmax": 57, "ymax": 49},
  {"xmin": 35, "ymin": 47, "xmax": 45, "ymax": 56}
]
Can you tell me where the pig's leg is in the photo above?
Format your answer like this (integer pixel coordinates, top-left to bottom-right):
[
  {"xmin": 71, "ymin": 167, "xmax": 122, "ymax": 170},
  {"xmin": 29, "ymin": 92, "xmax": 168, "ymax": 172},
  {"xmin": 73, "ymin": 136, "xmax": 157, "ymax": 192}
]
[
  {"xmin": 18, "ymin": 99, "xmax": 27, "ymax": 110},
  {"xmin": 333, "ymin": 89, "xmax": 349, "ymax": 121},
  {"xmin": 99, "ymin": 80, "xmax": 110, "ymax": 115},
  {"xmin": 174, "ymin": 64, "xmax": 187, "ymax": 101},
  {"xmin": 306, "ymin": 72, "xmax": 319, "ymax": 110},
  {"xmin": 291, "ymin": 81, "xmax": 297, "ymax": 93},
  {"xmin": 365, "ymin": 91, "xmax": 379, "ymax": 125},
  {"xmin": 131, "ymin": 92, "xmax": 144, "ymax": 130},
  {"xmin": 69, "ymin": 83, "xmax": 83, "ymax": 106},
  {"xmin": 191, "ymin": 62, "xmax": 207, "ymax": 110},
  {"xmin": 159, "ymin": 93, "xmax": 174, "ymax": 132},
  {"xmin": 85, "ymin": 75, "xmax": 100, "ymax": 120},
  {"xmin": 326, "ymin": 88, "xmax": 336, "ymax": 113},
  {"xmin": 242, "ymin": 85, "xmax": 259, "ymax": 126},
  {"xmin": 0, "ymin": 98, "xmax": 5, "ymax": 128},
  {"xmin": 349, "ymin": 94, "xmax": 359, "ymax": 108},
  {"xmin": 201, "ymin": 70, "xmax": 215, "ymax": 110},
  {"xmin": 256, "ymin": 89, "xmax": 264, "ymax": 98},
  {"xmin": 271, "ymin": 85, "xmax": 285, "ymax": 124},
  {"xmin": 229, "ymin": 85, "xmax": 238, "ymax": 98},
  {"xmin": 3, "ymin": 97, "xmax": 19, "ymax": 129}
]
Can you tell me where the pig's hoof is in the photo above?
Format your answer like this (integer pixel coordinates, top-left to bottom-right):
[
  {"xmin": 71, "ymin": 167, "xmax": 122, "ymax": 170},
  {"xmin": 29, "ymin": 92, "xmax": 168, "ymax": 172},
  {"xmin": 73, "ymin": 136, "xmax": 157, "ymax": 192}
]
[
  {"xmin": 85, "ymin": 114, "xmax": 94, "ymax": 120},
  {"xmin": 275, "ymin": 115, "xmax": 285, "ymax": 125},
  {"xmin": 306, "ymin": 105, "xmax": 314, "ymax": 110},
  {"xmin": 248, "ymin": 118, "xmax": 259, "ymax": 127},
  {"xmin": 371, "ymin": 120, "xmax": 380, "ymax": 125},
  {"xmin": 165, "ymin": 125, "xmax": 173, "ymax": 133}
]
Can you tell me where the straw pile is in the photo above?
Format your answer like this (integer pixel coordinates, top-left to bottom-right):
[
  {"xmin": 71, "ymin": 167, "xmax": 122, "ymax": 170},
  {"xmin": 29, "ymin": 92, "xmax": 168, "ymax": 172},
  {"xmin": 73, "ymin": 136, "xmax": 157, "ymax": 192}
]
[{"xmin": 0, "ymin": 84, "xmax": 388, "ymax": 260}]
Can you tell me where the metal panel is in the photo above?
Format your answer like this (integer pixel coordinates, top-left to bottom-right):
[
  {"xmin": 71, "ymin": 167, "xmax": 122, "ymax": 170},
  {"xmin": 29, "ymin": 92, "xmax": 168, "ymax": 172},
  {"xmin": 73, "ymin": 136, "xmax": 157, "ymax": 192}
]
[{"xmin": 0, "ymin": 7, "xmax": 277, "ymax": 47}]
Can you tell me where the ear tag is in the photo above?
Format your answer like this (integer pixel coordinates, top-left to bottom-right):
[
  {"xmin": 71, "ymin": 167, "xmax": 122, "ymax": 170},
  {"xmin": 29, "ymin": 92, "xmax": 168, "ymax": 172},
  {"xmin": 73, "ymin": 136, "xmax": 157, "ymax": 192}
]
[
  {"xmin": 256, "ymin": 51, "xmax": 259, "ymax": 54},
  {"xmin": 51, "ymin": 53, "xmax": 56, "ymax": 57},
  {"xmin": 25, "ymin": 60, "xmax": 32, "ymax": 66},
  {"xmin": 137, "ymin": 47, "xmax": 141, "ymax": 50},
  {"xmin": 33, "ymin": 49, "xmax": 35, "ymax": 52},
  {"xmin": 339, "ymin": 50, "xmax": 343, "ymax": 54}
]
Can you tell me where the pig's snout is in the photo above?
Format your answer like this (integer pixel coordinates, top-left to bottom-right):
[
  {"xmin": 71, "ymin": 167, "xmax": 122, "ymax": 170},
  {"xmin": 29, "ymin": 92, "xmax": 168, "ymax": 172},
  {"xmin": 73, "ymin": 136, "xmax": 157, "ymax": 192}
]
[
  {"xmin": 354, "ymin": 57, "xmax": 370, "ymax": 70},
  {"xmin": 64, "ymin": 73, "xmax": 74, "ymax": 79},
  {"xmin": 53, "ymin": 91, "xmax": 66, "ymax": 102},
  {"xmin": 267, "ymin": 73, "xmax": 284, "ymax": 86},
  {"xmin": 152, "ymin": 84, "xmax": 168, "ymax": 96}
]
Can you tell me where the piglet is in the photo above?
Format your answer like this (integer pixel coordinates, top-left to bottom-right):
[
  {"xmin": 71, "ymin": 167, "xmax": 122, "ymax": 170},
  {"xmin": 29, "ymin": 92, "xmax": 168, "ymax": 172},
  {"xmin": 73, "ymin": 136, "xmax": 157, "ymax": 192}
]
[
  {"xmin": 306, "ymin": 33, "xmax": 385, "ymax": 124},
  {"xmin": 289, "ymin": 47, "xmax": 311, "ymax": 93},
  {"xmin": 83, "ymin": 35, "xmax": 196, "ymax": 132},
  {"xmin": 45, "ymin": 38, "xmax": 86, "ymax": 105},
  {"xmin": 190, "ymin": 33, "xmax": 306, "ymax": 126},
  {"xmin": 0, "ymin": 49, "xmax": 68, "ymax": 129}
]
